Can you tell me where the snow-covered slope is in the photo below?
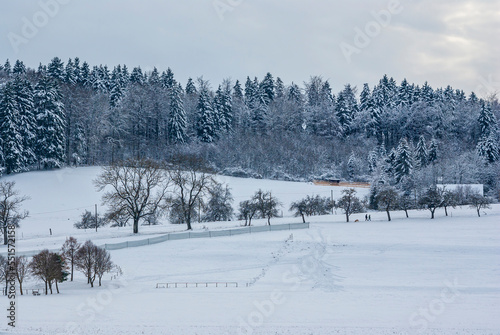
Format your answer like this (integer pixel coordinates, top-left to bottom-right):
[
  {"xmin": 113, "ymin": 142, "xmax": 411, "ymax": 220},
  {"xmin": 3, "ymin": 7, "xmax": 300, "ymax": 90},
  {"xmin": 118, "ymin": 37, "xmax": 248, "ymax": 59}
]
[{"xmin": 0, "ymin": 168, "xmax": 499, "ymax": 335}]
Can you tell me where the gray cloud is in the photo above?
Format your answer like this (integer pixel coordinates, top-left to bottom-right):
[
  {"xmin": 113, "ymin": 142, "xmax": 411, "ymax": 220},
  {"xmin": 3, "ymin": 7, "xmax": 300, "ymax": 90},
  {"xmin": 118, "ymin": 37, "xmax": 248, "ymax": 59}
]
[{"xmin": 1, "ymin": 0, "xmax": 497, "ymax": 96}]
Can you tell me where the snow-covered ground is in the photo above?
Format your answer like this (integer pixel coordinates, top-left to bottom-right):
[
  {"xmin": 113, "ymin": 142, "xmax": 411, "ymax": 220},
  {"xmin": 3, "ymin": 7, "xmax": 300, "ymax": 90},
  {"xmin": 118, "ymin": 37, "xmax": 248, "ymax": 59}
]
[{"xmin": 1, "ymin": 167, "xmax": 499, "ymax": 334}]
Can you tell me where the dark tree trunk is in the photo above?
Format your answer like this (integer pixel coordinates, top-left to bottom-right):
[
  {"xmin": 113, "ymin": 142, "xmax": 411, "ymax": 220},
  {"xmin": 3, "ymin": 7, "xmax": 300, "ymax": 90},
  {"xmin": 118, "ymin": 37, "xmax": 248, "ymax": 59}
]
[
  {"xmin": 404, "ymin": 209, "xmax": 409, "ymax": 218},
  {"xmin": 346, "ymin": 213, "xmax": 349, "ymax": 222},
  {"xmin": 431, "ymin": 209, "xmax": 435, "ymax": 219},
  {"xmin": 386, "ymin": 208, "xmax": 391, "ymax": 221},
  {"xmin": 71, "ymin": 259, "xmax": 74, "ymax": 281},
  {"xmin": 301, "ymin": 214, "xmax": 305, "ymax": 223},
  {"xmin": 444, "ymin": 206, "xmax": 448, "ymax": 216},
  {"xmin": 55, "ymin": 280, "xmax": 59, "ymax": 294},
  {"xmin": 477, "ymin": 208, "xmax": 480, "ymax": 217},
  {"xmin": 3, "ymin": 226, "xmax": 7, "ymax": 245},
  {"xmin": 133, "ymin": 217, "xmax": 139, "ymax": 234},
  {"xmin": 45, "ymin": 280, "xmax": 48, "ymax": 295}
]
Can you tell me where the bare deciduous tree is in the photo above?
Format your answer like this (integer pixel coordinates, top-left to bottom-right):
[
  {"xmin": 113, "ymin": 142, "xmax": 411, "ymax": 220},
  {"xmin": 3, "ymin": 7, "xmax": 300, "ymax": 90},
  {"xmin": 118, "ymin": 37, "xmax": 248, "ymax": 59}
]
[
  {"xmin": 94, "ymin": 247, "xmax": 113, "ymax": 286},
  {"xmin": 238, "ymin": 200, "xmax": 259, "ymax": 226},
  {"xmin": 0, "ymin": 181, "xmax": 30, "ymax": 245},
  {"xmin": 376, "ymin": 187, "xmax": 399, "ymax": 221},
  {"xmin": 74, "ymin": 240, "xmax": 97, "ymax": 287},
  {"xmin": 468, "ymin": 193, "xmax": 492, "ymax": 217},
  {"xmin": 95, "ymin": 158, "xmax": 171, "ymax": 234},
  {"xmin": 61, "ymin": 236, "xmax": 80, "ymax": 281},
  {"xmin": 418, "ymin": 185, "xmax": 443, "ymax": 219},
  {"xmin": 252, "ymin": 190, "xmax": 282, "ymax": 225},
  {"xmin": 14, "ymin": 256, "xmax": 29, "ymax": 295},
  {"xmin": 169, "ymin": 159, "xmax": 215, "ymax": 230},
  {"xmin": 336, "ymin": 188, "xmax": 364, "ymax": 222}
]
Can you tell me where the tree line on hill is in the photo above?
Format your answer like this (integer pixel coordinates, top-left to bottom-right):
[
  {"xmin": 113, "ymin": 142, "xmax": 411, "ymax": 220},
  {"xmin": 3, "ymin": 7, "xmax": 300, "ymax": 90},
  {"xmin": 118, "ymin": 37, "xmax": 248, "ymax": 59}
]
[{"xmin": 0, "ymin": 57, "xmax": 499, "ymax": 198}]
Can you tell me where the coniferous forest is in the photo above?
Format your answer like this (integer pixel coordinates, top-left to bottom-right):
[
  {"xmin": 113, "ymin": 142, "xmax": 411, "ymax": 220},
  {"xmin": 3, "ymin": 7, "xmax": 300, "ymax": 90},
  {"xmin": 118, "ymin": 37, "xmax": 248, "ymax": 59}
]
[{"xmin": 0, "ymin": 57, "xmax": 499, "ymax": 198}]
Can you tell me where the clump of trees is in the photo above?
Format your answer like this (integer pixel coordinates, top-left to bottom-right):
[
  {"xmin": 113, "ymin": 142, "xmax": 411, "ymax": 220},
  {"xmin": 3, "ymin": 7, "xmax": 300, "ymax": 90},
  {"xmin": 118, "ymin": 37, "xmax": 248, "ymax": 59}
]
[
  {"xmin": 74, "ymin": 210, "xmax": 106, "ymax": 229},
  {"xmin": 29, "ymin": 250, "xmax": 68, "ymax": 295},
  {"xmin": 238, "ymin": 189, "xmax": 282, "ymax": 225},
  {"xmin": 74, "ymin": 240, "xmax": 113, "ymax": 287},
  {"xmin": 290, "ymin": 195, "xmax": 333, "ymax": 223}
]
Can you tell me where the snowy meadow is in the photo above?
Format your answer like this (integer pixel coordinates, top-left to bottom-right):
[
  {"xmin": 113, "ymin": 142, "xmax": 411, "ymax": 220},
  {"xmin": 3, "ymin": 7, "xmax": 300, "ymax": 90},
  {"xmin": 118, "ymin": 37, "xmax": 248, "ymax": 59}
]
[{"xmin": 0, "ymin": 167, "xmax": 499, "ymax": 335}]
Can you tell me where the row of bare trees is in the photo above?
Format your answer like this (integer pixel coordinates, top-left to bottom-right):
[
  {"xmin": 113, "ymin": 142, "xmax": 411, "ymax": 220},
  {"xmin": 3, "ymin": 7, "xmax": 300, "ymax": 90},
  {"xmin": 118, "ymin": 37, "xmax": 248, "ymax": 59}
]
[{"xmin": 95, "ymin": 157, "xmax": 227, "ymax": 232}]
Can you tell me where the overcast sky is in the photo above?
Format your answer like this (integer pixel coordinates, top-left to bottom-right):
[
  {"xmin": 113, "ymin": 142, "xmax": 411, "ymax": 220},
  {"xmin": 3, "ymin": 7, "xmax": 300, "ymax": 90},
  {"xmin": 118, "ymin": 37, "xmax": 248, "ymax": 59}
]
[{"xmin": 1, "ymin": 0, "xmax": 499, "ymax": 96}]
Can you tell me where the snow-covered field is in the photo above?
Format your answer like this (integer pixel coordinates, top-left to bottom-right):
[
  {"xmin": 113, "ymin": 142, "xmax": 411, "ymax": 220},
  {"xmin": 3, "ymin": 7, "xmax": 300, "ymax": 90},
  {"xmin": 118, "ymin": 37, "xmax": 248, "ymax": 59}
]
[{"xmin": 1, "ymin": 167, "xmax": 499, "ymax": 334}]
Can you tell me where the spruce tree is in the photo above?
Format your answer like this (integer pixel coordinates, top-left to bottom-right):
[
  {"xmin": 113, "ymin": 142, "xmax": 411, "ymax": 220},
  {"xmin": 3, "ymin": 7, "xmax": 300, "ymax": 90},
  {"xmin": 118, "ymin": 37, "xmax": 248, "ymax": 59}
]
[
  {"xmin": 233, "ymin": 80, "xmax": 243, "ymax": 100},
  {"xmin": 214, "ymin": 81, "xmax": 233, "ymax": 134},
  {"xmin": 428, "ymin": 138, "xmax": 438, "ymax": 165},
  {"xmin": 185, "ymin": 78, "xmax": 197, "ymax": 95},
  {"xmin": 394, "ymin": 138, "xmax": 413, "ymax": 183},
  {"xmin": 3, "ymin": 59, "xmax": 11, "ymax": 76},
  {"xmin": 47, "ymin": 57, "xmax": 65, "ymax": 81},
  {"xmin": 477, "ymin": 133, "xmax": 499, "ymax": 163},
  {"xmin": 34, "ymin": 74, "xmax": 66, "ymax": 169},
  {"xmin": 478, "ymin": 101, "xmax": 497, "ymax": 138},
  {"xmin": 0, "ymin": 82, "xmax": 24, "ymax": 173},
  {"xmin": 168, "ymin": 84, "xmax": 187, "ymax": 144},
  {"xmin": 260, "ymin": 72, "xmax": 275, "ymax": 104},
  {"xmin": 275, "ymin": 77, "xmax": 285, "ymax": 99},
  {"xmin": 414, "ymin": 135, "xmax": 428, "ymax": 169},
  {"xmin": 196, "ymin": 82, "xmax": 216, "ymax": 143},
  {"xmin": 13, "ymin": 76, "xmax": 36, "ymax": 166},
  {"xmin": 12, "ymin": 60, "xmax": 26, "ymax": 75}
]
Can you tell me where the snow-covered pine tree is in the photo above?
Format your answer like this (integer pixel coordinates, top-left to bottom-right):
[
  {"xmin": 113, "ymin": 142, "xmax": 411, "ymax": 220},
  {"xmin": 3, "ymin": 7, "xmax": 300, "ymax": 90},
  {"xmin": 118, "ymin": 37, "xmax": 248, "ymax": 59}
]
[
  {"xmin": 232, "ymin": 80, "xmax": 243, "ymax": 100},
  {"xmin": 90, "ymin": 66, "xmax": 107, "ymax": 92},
  {"xmin": 78, "ymin": 61, "xmax": 91, "ymax": 87},
  {"xmin": 359, "ymin": 83, "xmax": 371, "ymax": 113},
  {"xmin": 161, "ymin": 68, "xmax": 175, "ymax": 90},
  {"xmin": 64, "ymin": 58, "xmax": 76, "ymax": 85},
  {"xmin": 0, "ymin": 82, "xmax": 24, "ymax": 173},
  {"xmin": 13, "ymin": 76, "xmax": 36, "ymax": 167},
  {"xmin": 12, "ymin": 60, "xmax": 26, "ymax": 76},
  {"xmin": 47, "ymin": 57, "xmax": 65, "ymax": 82},
  {"xmin": 244, "ymin": 76, "xmax": 256, "ymax": 109},
  {"xmin": 414, "ymin": 135, "xmax": 428, "ymax": 169},
  {"xmin": 477, "ymin": 133, "xmax": 499, "ymax": 163},
  {"xmin": 196, "ymin": 81, "xmax": 216, "ymax": 143},
  {"xmin": 397, "ymin": 78, "xmax": 412, "ymax": 107},
  {"xmin": 3, "ymin": 59, "xmax": 12, "ymax": 76},
  {"xmin": 428, "ymin": 138, "xmax": 438, "ymax": 165},
  {"xmin": 260, "ymin": 72, "xmax": 275, "ymax": 104},
  {"xmin": 477, "ymin": 101, "xmax": 497, "ymax": 138},
  {"xmin": 185, "ymin": 78, "xmax": 197, "ymax": 95},
  {"xmin": 168, "ymin": 83, "xmax": 187, "ymax": 144},
  {"xmin": 275, "ymin": 77, "xmax": 285, "ymax": 99},
  {"xmin": 287, "ymin": 83, "xmax": 302, "ymax": 104},
  {"xmin": 214, "ymin": 81, "xmax": 233, "ymax": 134},
  {"xmin": 130, "ymin": 67, "xmax": 144, "ymax": 85},
  {"xmin": 336, "ymin": 84, "xmax": 358, "ymax": 137},
  {"xmin": 394, "ymin": 138, "xmax": 413, "ymax": 183},
  {"xmin": 34, "ymin": 74, "xmax": 66, "ymax": 169}
]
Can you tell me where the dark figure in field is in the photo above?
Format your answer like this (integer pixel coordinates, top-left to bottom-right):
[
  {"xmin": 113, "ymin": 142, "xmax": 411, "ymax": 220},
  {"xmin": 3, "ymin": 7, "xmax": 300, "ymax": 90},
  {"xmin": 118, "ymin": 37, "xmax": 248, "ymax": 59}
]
[
  {"xmin": 365, "ymin": 214, "xmax": 368, "ymax": 221},
  {"xmin": 368, "ymin": 215, "xmax": 371, "ymax": 221}
]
